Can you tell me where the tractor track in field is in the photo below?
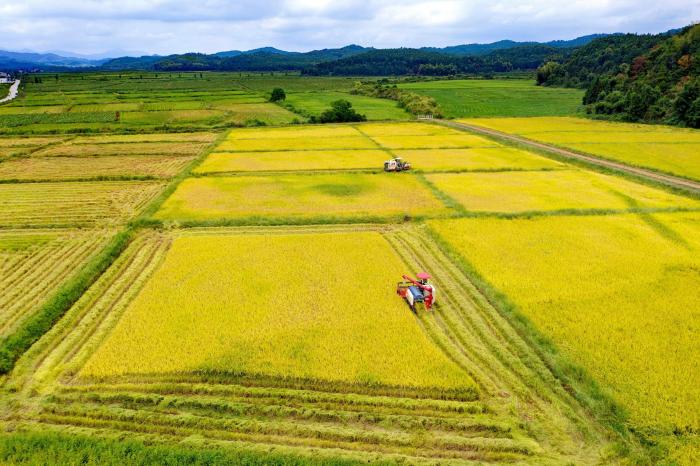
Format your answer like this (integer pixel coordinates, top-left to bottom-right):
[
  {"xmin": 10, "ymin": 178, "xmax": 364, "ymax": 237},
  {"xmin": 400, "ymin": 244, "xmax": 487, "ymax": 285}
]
[{"xmin": 439, "ymin": 119, "xmax": 700, "ymax": 193}]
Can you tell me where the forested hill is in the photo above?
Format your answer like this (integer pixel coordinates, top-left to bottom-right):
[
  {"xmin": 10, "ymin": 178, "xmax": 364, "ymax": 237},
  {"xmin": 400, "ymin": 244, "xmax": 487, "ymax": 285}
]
[
  {"xmin": 303, "ymin": 45, "xmax": 572, "ymax": 76},
  {"xmin": 582, "ymin": 24, "xmax": 700, "ymax": 127},
  {"xmin": 536, "ymin": 30, "xmax": 680, "ymax": 88}
]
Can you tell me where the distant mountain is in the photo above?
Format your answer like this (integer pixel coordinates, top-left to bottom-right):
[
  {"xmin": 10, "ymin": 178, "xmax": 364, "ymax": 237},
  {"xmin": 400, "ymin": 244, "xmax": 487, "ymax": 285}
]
[
  {"xmin": 304, "ymin": 44, "xmax": 574, "ymax": 76},
  {"xmin": 0, "ymin": 50, "xmax": 104, "ymax": 69},
  {"xmin": 423, "ymin": 34, "xmax": 610, "ymax": 56}
]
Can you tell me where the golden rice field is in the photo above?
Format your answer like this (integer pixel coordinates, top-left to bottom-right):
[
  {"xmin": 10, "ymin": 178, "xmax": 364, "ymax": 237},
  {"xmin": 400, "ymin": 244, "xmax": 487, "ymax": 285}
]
[
  {"xmin": 195, "ymin": 150, "xmax": 388, "ymax": 173},
  {"xmin": 461, "ymin": 117, "xmax": 700, "ymax": 181},
  {"xmin": 81, "ymin": 231, "xmax": 473, "ymax": 390},
  {"xmin": 155, "ymin": 173, "xmax": 448, "ymax": 222},
  {"xmin": 226, "ymin": 125, "xmax": 363, "ymax": 139},
  {"xmin": 0, "ymin": 155, "xmax": 195, "ymax": 180},
  {"xmin": 0, "ymin": 180, "xmax": 165, "ymax": 227},
  {"xmin": 426, "ymin": 169, "xmax": 700, "ymax": 213},
  {"xmin": 356, "ymin": 122, "xmax": 464, "ymax": 137},
  {"xmin": 0, "ymin": 229, "xmax": 113, "ymax": 338},
  {"xmin": 370, "ymin": 134, "xmax": 498, "ymax": 150},
  {"xmin": 217, "ymin": 136, "xmax": 377, "ymax": 152},
  {"xmin": 428, "ymin": 212, "xmax": 700, "ymax": 438},
  {"xmin": 393, "ymin": 148, "xmax": 564, "ymax": 172},
  {"xmin": 70, "ymin": 132, "xmax": 217, "ymax": 144}
]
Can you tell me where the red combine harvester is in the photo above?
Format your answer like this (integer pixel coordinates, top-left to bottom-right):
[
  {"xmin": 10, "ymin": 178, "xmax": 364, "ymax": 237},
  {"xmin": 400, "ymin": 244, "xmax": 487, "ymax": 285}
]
[{"xmin": 397, "ymin": 272, "xmax": 436, "ymax": 312}]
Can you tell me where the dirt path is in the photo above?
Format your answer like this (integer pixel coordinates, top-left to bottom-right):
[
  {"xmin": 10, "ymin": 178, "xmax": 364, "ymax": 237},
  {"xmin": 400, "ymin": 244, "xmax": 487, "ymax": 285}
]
[
  {"xmin": 0, "ymin": 80, "xmax": 20, "ymax": 104},
  {"xmin": 439, "ymin": 119, "xmax": 700, "ymax": 193}
]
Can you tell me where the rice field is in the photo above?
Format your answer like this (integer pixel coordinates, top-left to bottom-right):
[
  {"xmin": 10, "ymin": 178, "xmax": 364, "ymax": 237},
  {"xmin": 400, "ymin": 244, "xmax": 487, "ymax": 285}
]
[
  {"xmin": 0, "ymin": 181, "xmax": 165, "ymax": 227},
  {"xmin": 33, "ymin": 141, "xmax": 210, "ymax": 157},
  {"xmin": 461, "ymin": 117, "xmax": 700, "ymax": 181},
  {"xmin": 195, "ymin": 150, "xmax": 388, "ymax": 173},
  {"xmin": 0, "ymin": 155, "xmax": 195, "ymax": 181},
  {"xmin": 154, "ymin": 174, "xmax": 448, "ymax": 222},
  {"xmin": 426, "ymin": 169, "xmax": 700, "ymax": 213},
  {"xmin": 81, "ymin": 231, "xmax": 473, "ymax": 390},
  {"xmin": 0, "ymin": 229, "xmax": 113, "ymax": 338},
  {"xmin": 284, "ymin": 91, "xmax": 411, "ymax": 120},
  {"xmin": 428, "ymin": 212, "xmax": 700, "ymax": 438}
]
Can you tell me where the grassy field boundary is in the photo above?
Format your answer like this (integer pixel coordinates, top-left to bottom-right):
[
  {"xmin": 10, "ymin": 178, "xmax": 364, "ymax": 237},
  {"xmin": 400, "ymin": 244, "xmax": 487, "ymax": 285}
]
[
  {"xmin": 0, "ymin": 228, "xmax": 134, "ymax": 374},
  {"xmin": 423, "ymin": 221, "xmax": 664, "ymax": 463}
]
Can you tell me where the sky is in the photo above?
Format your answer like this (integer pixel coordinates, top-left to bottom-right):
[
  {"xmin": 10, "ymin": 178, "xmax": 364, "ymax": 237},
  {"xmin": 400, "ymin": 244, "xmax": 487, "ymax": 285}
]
[{"xmin": 1, "ymin": 0, "xmax": 699, "ymax": 57}]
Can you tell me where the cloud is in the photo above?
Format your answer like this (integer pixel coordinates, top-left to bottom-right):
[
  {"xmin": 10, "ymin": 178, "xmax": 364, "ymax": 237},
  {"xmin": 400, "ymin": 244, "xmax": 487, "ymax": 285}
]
[{"xmin": 0, "ymin": 0, "xmax": 697, "ymax": 55}]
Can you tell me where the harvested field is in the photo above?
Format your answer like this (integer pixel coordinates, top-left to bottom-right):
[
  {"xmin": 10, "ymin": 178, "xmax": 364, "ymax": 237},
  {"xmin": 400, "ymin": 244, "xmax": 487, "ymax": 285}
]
[
  {"xmin": 0, "ymin": 155, "xmax": 195, "ymax": 181},
  {"xmin": 0, "ymin": 181, "xmax": 165, "ymax": 227}
]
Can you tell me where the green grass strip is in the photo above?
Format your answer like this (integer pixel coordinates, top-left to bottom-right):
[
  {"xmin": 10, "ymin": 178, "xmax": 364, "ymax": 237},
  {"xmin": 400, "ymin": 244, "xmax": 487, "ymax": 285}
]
[
  {"xmin": 0, "ymin": 228, "xmax": 134, "ymax": 374},
  {"xmin": 0, "ymin": 430, "xmax": 390, "ymax": 466}
]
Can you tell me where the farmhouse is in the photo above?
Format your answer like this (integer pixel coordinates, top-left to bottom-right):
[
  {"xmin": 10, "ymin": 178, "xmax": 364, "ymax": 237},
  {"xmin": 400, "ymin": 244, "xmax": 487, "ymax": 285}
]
[{"xmin": 0, "ymin": 72, "xmax": 13, "ymax": 84}]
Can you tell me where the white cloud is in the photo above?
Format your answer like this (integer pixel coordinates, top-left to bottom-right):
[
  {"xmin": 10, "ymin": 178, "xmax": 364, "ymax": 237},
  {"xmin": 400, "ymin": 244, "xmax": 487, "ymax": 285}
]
[{"xmin": 0, "ymin": 0, "xmax": 697, "ymax": 55}]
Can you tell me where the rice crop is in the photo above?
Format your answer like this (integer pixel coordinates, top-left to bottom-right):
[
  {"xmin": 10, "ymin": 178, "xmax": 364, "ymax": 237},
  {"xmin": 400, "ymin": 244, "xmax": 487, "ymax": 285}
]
[
  {"xmin": 33, "ymin": 142, "xmax": 209, "ymax": 157},
  {"xmin": 195, "ymin": 150, "xmax": 388, "ymax": 173},
  {"xmin": 70, "ymin": 132, "xmax": 217, "ymax": 144},
  {"xmin": 428, "ymin": 212, "xmax": 700, "ymax": 436},
  {"xmin": 426, "ymin": 170, "xmax": 700, "ymax": 213},
  {"xmin": 461, "ymin": 117, "xmax": 700, "ymax": 181},
  {"xmin": 217, "ymin": 136, "xmax": 376, "ymax": 152},
  {"xmin": 226, "ymin": 125, "xmax": 362, "ymax": 140},
  {"xmin": 370, "ymin": 134, "xmax": 498, "ymax": 150},
  {"xmin": 0, "ymin": 155, "xmax": 195, "ymax": 181},
  {"xmin": 154, "ymin": 173, "xmax": 448, "ymax": 222},
  {"xmin": 355, "ymin": 122, "xmax": 462, "ymax": 137},
  {"xmin": 80, "ymin": 231, "xmax": 474, "ymax": 390},
  {"xmin": 0, "ymin": 181, "xmax": 165, "ymax": 227},
  {"xmin": 0, "ymin": 229, "xmax": 113, "ymax": 338},
  {"xmin": 392, "ymin": 148, "xmax": 565, "ymax": 172}
]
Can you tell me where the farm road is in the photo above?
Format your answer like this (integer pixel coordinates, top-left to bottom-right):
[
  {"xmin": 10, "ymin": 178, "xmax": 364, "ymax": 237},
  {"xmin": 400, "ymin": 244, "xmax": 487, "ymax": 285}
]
[
  {"xmin": 0, "ymin": 80, "xmax": 20, "ymax": 104},
  {"xmin": 439, "ymin": 119, "xmax": 700, "ymax": 194}
]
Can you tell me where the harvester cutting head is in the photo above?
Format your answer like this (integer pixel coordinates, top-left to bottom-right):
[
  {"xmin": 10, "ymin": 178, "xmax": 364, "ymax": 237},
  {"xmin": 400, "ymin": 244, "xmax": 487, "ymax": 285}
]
[{"xmin": 396, "ymin": 272, "xmax": 436, "ymax": 312}]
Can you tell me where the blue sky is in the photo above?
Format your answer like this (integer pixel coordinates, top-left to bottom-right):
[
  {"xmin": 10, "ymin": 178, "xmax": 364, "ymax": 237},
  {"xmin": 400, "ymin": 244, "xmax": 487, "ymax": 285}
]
[{"xmin": 1, "ymin": 0, "xmax": 698, "ymax": 56}]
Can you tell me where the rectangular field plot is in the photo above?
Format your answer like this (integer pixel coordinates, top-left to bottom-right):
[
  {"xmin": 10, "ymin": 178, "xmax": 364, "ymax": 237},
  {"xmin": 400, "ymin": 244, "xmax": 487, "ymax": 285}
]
[
  {"xmin": 226, "ymin": 125, "xmax": 362, "ymax": 140},
  {"xmin": 461, "ymin": 117, "xmax": 700, "ymax": 181},
  {"xmin": 155, "ymin": 174, "xmax": 448, "ymax": 222},
  {"xmin": 80, "ymin": 231, "xmax": 474, "ymax": 392},
  {"xmin": 0, "ymin": 155, "xmax": 195, "ymax": 181},
  {"xmin": 370, "ymin": 134, "xmax": 498, "ymax": 150},
  {"xmin": 70, "ymin": 132, "xmax": 217, "ymax": 144},
  {"xmin": 356, "ymin": 122, "xmax": 463, "ymax": 137},
  {"xmin": 0, "ymin": 181, "xmax": 165, "ymax": 227},
  {"xmin": 285, "ymin": 92, "xmax": 411, "ymax": 121},
  {"xmin": 195, "ymin": 150, "xmax": 388, "ymax": 173},
  {"xmin": 427, "ymin": 170, "xmax": 700, "ymax": 213},
  {"xmin": 0, "ymin": 229, "xmax": 113, "ymax": 338},
  {"xmin": 33, "ymin": 141, "xmax": 210, "ymax": 157},
  {"xmin": 393, "ymin": 148, "xmax": 565, "ymax": 172},
  {"xmin": 217, "ymin": 135, "xmax": 376, "ymax": 152},
  {"xmin": 428, "ymin": 212, "xmax": 700, "ymax": 435}
]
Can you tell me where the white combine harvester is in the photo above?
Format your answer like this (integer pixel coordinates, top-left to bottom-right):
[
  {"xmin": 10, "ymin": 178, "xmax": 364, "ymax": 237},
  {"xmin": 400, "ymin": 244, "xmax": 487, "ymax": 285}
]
[{"xmin": 383, "ymin": 157, "xmax": 411, "ymax": 172}]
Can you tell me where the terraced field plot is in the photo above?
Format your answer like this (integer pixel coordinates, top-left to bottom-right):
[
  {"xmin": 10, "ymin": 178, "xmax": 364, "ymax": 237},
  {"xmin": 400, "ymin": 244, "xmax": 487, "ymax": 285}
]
[
  {"xmin": 155, "ymin": 174, "xmax": 448, "ymax": 222},
  {"xmin": 427, "ymin": 169, "xmax": 700, "ymax": 213},
  {"xmin": 7, "ymin": 226, "xmax": 613, "ymax": 465},
  {"xmin": 461, "ymin": 117, "xmax": 700, "ymax": 181},
  {"xmin": 0, "ymin": 181, "xmax": 165, "ymax": 227},
  {"xmin": 429, "ymin": 212, "xmax": 700, "ymax": 460},
  {"xmin": 0, "ymin": 229, "xmax": 113, "ymax": 339}
]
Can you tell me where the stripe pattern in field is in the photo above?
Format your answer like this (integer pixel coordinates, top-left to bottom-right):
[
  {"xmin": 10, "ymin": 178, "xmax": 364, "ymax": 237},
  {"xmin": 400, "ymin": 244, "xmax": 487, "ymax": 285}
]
[
  {"xmin": 7, "ymin": 226, "xmax": 611, "ymax": 465},
  {"xmin": 0, "ymin": 229, "xmax": 114, "ymax": 338},
  {"xmin": 0, "ymin": 181, "xmax": 165, "ymax": 228}
]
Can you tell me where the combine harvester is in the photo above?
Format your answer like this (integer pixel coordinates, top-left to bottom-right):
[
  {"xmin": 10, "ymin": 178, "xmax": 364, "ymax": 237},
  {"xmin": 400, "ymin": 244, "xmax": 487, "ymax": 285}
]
[
  {"xmin": 397, "ymin": 272, "xmax": 436, "ymax": 312},
  {"xmin": 383, "ymin": 157, "xmax": 411, "ymax": 172}
]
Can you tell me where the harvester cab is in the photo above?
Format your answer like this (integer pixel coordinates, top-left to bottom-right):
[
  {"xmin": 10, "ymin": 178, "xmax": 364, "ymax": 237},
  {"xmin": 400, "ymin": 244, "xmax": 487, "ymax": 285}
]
[
  {"xmin": 397, "ymin": 272, "xmax": 436, "ymax": 312},
  {"xmin": 384, "ymin": 157, "xmax": 411, "ymax": 172}
]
